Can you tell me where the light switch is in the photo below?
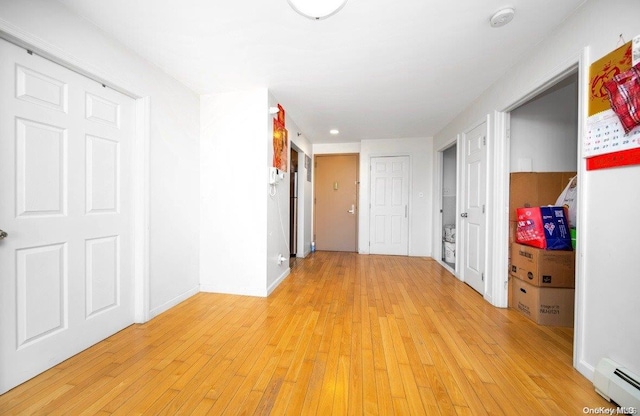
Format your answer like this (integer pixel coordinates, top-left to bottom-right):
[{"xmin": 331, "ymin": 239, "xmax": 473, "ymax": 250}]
[{"xmin": 333, "ymin": 181, "xmax": 338, "ymax": 190}]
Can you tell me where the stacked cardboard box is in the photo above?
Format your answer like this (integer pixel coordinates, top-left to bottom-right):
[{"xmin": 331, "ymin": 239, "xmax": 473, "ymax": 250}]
[
  {"xmin": 509, "ymin": 243, "xmax": 575, "ymax": 326},
  {"xmin": 509, "ymin": 172, "xmax": 577, "ymax": 243},
  {"xmin": 508, "ymin": 172, "xmax": 576, "ymax": 327}
]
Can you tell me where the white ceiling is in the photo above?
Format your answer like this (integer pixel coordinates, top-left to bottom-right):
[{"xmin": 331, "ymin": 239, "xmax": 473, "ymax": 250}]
[{"xmin": 56, "ymin": 0, "xmax": 586, "ymax": 143}]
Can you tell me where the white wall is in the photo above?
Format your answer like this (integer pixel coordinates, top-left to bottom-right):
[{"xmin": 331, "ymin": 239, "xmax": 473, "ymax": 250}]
[
  {"xmin": 266, "ymin": 93, "xmax": 291, "ymax": 291},
  {"xmin": 510, "ymin": 77, "xmax": 578, "ymax": 172},
  {"xmin": 201, "ymin": 90, "xmax": 311, "ymax": 296},
  {"xmin": 313, "ymin": 139, "xmax": 432, "ymax": 257},
  {"xmin": 313, "ymin": 142, "xmax": 361, "ymax": 155},
  {"xmin": 433, "ymin": 0, "xmax": 640, "ymax": 379},
  {"xmin": 201, "ymin": 89, "xmax": 269, "ymax": 296},
  {"xmin": 0, "ymin": 0, "xmax": 201, "ymax": 318},
  {"xmin": 359, "ymin": 138, "xmax": 433, "ymax": 256}
]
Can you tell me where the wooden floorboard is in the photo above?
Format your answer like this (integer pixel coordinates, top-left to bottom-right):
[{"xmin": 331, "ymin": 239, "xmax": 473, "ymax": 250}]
[{"xmin": 0, "ymin": 252, "xmax": 613, "ymax": 415}]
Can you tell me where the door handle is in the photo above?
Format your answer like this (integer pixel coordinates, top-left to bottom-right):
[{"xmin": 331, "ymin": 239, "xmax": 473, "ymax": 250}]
[
  {"xmin": 460, "ymin": 212, "xmax": 468, "ymax": 218},
  {"xmin": 0, "ymin": 229, "xmax": 7, "ymax": 240},
  {"xmin": 348, "ymin": 204, "xmax": 355, "ymax": 214}
]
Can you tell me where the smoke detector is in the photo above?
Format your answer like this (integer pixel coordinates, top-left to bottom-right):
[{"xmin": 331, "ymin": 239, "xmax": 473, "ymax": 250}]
[{"xmin": 490, "ymin": 7, "xmax": 515, "ymax": 28}]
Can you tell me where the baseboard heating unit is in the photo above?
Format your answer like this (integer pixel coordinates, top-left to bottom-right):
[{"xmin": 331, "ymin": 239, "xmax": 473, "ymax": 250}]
[{"xmin": 593, "ymin": 358, "xmax": 640, "ymax": 409}]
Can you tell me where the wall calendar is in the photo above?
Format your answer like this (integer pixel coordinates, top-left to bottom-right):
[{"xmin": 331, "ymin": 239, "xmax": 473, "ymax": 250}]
[{"xmin": 585, "ymin": 35, "xmax": 640, "ymax": 170}]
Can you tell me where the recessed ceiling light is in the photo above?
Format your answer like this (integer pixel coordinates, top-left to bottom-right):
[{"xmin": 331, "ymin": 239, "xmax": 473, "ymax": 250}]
[
  {"xmin": 490, "ymin": 7, "xmax": 515, "ymax": 28},
  {"xmin": 329, "ymin": 129, "xmax": 339, "ymax": 135}
]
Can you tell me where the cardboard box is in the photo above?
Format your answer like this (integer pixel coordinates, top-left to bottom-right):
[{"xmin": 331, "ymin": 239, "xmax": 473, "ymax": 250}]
[
  {"xmin": 508, "ymin": 275, "xmax": 514, "ymax": 308},
  {"xmin": 510, "ymin": 243, "xmax": 575, "ymax": 288},
  {"xmin": 515, "ymin": 206, "xmax": 572, "ymax": 250},
  {"xmin": 509, "ymin": 172, "xmax": 576, "ymax": 221},
  {"xmin": 511, "ymin": 278, "xmax": 574, "ymax": 327},
  {"xmin": 509, "ymin": 221, "xmax": 516, "ymax": 244}
]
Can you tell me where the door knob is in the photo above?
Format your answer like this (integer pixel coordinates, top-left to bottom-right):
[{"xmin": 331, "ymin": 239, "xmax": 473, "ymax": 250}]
[
  {"xmin": 348, "ymin": 204, "xmax": 355, "ymax": 214},
  {"xmin": 0, "ymin": 229, "xmax": 7, "ymax": 240},
  {"xmin": 460, "ymin": 212, "xmax": 468, "ymax": 218}
]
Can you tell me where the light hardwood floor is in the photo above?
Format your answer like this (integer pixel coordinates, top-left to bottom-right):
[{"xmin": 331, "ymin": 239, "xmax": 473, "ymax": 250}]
[{"xmin": 0, "ymin": 252, "xmax": 612, "ymax": 415}]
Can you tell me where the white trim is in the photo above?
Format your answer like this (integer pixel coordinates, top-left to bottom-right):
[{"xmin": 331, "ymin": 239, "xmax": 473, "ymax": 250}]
[
  {"xmin": 200, "ymin": 268, "xmax": 291, "ymax": 298},
  {"xmin": 148, "ymin": 287, "xmax": 199, "ymax": 320},
  {"xmin": 492, "ymin": 48, "xmax": 587, "ymax": 377},
  {"xmin": 455, "ymin": 140, "xmax": 463, "ymax": 278},
  {"xmin": 502, "ymin": 55, "xmax": 581, "ymax": 113},
  {"xmin": 573, "ymin": 46, "xmax": 590, "ymax": 379},
  {"xmin": 267, "ymin": 269, "xmax": 291, "ymax": 296},
  {"xmin": 577, "ymin": 358, "xmax": 596, "ymax": 382},
  {"xmin": 484, "ymin": 114, "xmax": 493, "ymax": 304},
  {"xmin": 0, "ymin": 22, "xmax": 152, "ymax": 323},
  {"xmin": 490, "ymin": 111, "xmax": 510, "ymax": 308},
  {"xmin": 200, "ymin": 284, "xmax": 266, "ymax": 297},
  {"xmin": 134, "ymin": 97, "xmax": 151, "ymax": 323}
]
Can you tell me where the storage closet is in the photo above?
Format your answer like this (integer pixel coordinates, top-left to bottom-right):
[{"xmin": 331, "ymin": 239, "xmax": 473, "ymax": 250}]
[{"xmin": 508, "ymin": 72, "xmax": 579, "ymax": 328}]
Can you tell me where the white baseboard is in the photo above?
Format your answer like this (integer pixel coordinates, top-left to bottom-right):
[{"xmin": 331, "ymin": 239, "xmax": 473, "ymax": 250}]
[
  {"xmin": 576, "ymin": 358, "xmax": 596, "ymax": 382},
  {"xmin": 267, "ymin": 268, "xmax": 290, "ymax": 296},
  {"xmin": 199, "ymin": 283, "xmax": 269, "ymax": 298},
  {"xmin": 148, "ymin": 286, "xmax": 199, "ymax": 320}
]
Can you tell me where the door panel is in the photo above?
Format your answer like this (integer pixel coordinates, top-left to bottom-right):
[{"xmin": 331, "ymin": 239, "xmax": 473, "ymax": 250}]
[
  {"xmin": 461, "ymin": 121, "xmax": 487, "ymax": 295},
  {"xmin": 16, "ymin": 119, "xmax": 67, "ymax": 216},
  {"xmin": 369, "ymin": 156, "xmax": 409, "ymax": 255},
  {"xmin": 16, "ymin": 243, "xmax": 66, "ymax": 347},
  {"xmin": 0, "ymin": 38, "xmax": 135, "ymax": 393},
  {"xmin": 314, "ymin": 154, "xmax": 358, "ymax": 252}
]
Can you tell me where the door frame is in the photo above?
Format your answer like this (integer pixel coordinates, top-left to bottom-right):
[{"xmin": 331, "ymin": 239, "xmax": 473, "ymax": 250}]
[
  {"xmin": 0, "ymin": 25, "xmax": 151, "ymax": 323},
  {"xmin": 492, "ymin": 49, "xmax": 587, "ymax": 373},
  {"xmin": 459, "ymin": 117, "xmax": 490, "ymax": 299},
  {"xmin": 434, "ymin": 137, "xmax": 459, "ymax": 275}
]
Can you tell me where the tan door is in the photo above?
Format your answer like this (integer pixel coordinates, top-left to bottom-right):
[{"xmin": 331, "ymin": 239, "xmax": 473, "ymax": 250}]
[{"xmin": 314, "ymin": 154, "xmax": 358, "ymax": 251}]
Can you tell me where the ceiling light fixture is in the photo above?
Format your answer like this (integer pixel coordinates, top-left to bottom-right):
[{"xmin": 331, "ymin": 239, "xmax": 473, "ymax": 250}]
[
  {"xmin": 330, "ymin": 129, "xmax": 339, "ymax": 135},
  {"xmin": 489, "ymin": 7, "xmax": 515, "ymax": 28},
  {"xmin": 287, "ymin": 0, "xmax": 348, "ymax": 20}
]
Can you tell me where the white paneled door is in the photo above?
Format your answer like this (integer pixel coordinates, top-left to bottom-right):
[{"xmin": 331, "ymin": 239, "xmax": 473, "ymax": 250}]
[
  {"xmin": 0, "ymin": 39, "xmax": 135, "ymax": 393},
  {"xmin": 369, "ymin": 156, "xmax": 409, "ymax": 255},
  {"xmin": 461, "ymin": 121, "xmax": 487, "ymax": 295}
]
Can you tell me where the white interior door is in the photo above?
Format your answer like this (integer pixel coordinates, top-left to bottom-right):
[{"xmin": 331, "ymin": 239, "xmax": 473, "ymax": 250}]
[
  {"xmin": 0, "ymin": 39, "xmax": 135, "ymax": 393},
  {"xmin": 369, "ymin": 156, "xmax": 409, "ymax": 255},
  {"xmin": 461, "ymin": 121, "xmax": 487, "ymax": 295}
]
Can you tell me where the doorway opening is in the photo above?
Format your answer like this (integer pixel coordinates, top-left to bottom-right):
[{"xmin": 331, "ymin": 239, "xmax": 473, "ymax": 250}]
[
  {"xmin": 441, "ymin": 144, "xmax": 457, "ymax": 270},
  {"xmin": 289, "ymin": 148, "xmax": 299, "ymax": 267},
  {"xmin": 506, "ymin": 69, "xmax": 579, "ymax": 346}
]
